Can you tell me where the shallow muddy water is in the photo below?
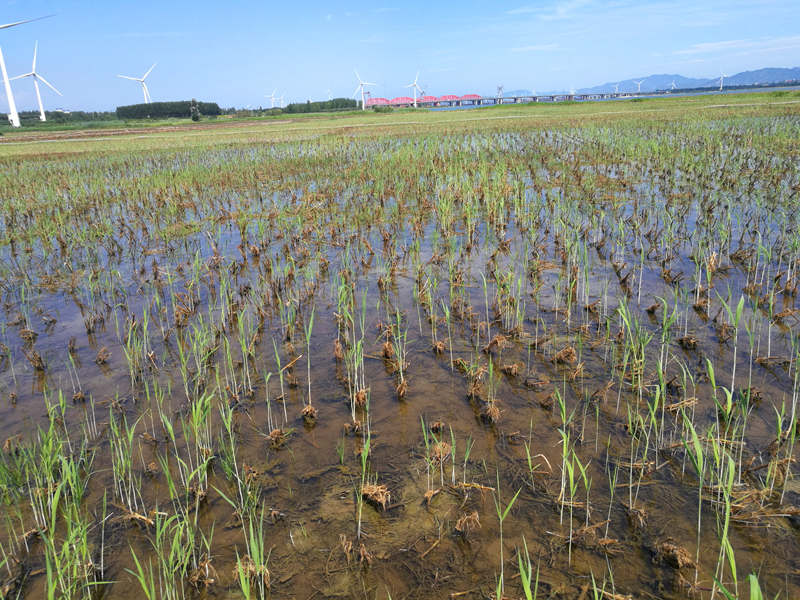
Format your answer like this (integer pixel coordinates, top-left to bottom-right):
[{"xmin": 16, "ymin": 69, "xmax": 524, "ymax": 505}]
[{"xmin": 1, "ymin": 118, "xmax": 800, "ymax": 599}]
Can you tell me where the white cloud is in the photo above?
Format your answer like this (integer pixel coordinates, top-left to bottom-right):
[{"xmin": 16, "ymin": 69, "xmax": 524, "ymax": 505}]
[
  {"xmin": 675, "ymin": 35, "xmax": 800, "ymax": 55},
  {"xmin": 506, "ymin": 0, "xmax": 592, "ymax": 20},
  {"xmin": 506, "ymin": 5, "xmax": 537, "ymax": 15},
  {"xmin": 511, "ymin": 43, "xmax": 559, "ymax": 52}
]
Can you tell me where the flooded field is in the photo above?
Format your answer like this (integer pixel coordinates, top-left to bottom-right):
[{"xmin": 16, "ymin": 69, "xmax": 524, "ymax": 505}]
[{"xmin": 1, "ymin": 102, "xmax": 800, "ymax": 599}]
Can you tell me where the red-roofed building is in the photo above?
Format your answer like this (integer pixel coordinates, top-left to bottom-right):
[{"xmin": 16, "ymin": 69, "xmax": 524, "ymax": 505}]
[
  {"xmin": 437, "ymin": 95, "xmax": 459, "ymax": 104},
  {"xmin": 460, "ymin": 94, "xmax": 481, "ymax": 105},
  {"xmin": 365, "ymin": 97, "xmax": 390, "ymax": 107},
  {"xmin": 418, "ymin": 95, "xmax": 437, "ymax": 105},
  {"xmin": 390, "ymin": 96, "xmax": 415, "ymax": 106}
]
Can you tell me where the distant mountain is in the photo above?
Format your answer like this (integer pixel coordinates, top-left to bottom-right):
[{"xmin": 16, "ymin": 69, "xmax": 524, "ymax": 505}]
[
  {"xmin": 722, "ymin": 67, "xmax": 800, "ymax": 86},
  {"xmin": 578, "ymin": 67, "xmax": 800, "ymax": 94}
]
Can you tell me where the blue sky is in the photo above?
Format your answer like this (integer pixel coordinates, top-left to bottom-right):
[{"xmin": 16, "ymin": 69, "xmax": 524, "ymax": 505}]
[{"xmin": 1, "ymin": 0, "xmax": 799, "ymax": 111}]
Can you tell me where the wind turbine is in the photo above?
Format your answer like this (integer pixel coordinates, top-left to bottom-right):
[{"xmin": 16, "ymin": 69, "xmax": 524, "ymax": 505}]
[
  {"xmin": 265, "ymin": 89, "xmax": 277, "ymax": 108},
  {"xmin": 10, "ymin": 42, "xmax": 62, "ymax": 121},
  {"xmin": 718, "ymin": 73, "xmax": 727, "ymax": 91},
  {"xmin": 404, "ymin": 71, "xmax": 423, "ymax": 107},
  {"xmin": 118, "ymin": 63, "xmax": 157, "ymax": 104},
  {"xmin": 634, "ymin": 80, "xmax": 644, "ymax": 93},
  {"xmin": 670, "ymin": 80, "xmax": 677, "ymax": 90},
  {"xmin": 1, "ymin": 15, "xmax": 54, "ymax": 127},
  {"xmin": 326, "ymin": 89, "xmax": 332, "ymax": 101},
  {"xmin": 613, "ymin": 83, "xmax": 619, "ymax": 94},
  {"xmin": 353, "ymin": 70, "xmax": 376, "ymax": 110}
]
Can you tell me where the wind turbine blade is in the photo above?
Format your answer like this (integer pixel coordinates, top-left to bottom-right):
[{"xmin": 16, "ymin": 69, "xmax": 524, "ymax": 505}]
[
  {"xmin": 354, "ymin": 69, "xmax": 362, "ymax": 83},
  {"xmin": 118, "ymin": 75, "xmax": 139, "ymax": 81},
  {"xmin": 142, "ymin": 63, "xmax": 157, "ymax": 79},
  {"xmin": 0, "ymin": 14, "xmax": 55, "ymax": 30},
  {"xmin": 414, "ymin": 71, "xmax": 419, "ymax": 83},
  {"xmin": 9, "ymin": 74, "xmax": 29, "ymax": 81},
  {"xmin": 363, "ymin": 81, "xmax": 376, "ymax": 86},
  {"xmin": 353, "ymin": 85, "xmax": 361, "ymax": 98},
  {"xmin": 36, "ymin": 74, "xmax": 62, "ymax": 96},
  {"xmin": 32, "ymin": 41, "xmax": 38, "ymax": 72}
]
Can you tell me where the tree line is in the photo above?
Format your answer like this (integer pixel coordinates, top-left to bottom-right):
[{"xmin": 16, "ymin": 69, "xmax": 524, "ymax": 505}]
[
  {"xmin": 282, "ymin": 98, "xmax": 358, "ymax": 113},
  {"xmin": 116, "ymin": 100, "xmax": 221, "ymax": 120}
]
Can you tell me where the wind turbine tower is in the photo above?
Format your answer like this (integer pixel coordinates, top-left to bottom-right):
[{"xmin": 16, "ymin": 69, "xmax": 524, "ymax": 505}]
[
  {"xmin": 118, "ymin": 63, "xmax": 157, "ymax": 104},
  {"xmin": 0, "ymin": 15, "xmax": 53, "ymax": 127},
  {"xmin": 353, "ymin": 70, "xmax": 376, "ymax": 110},
  {"xmin": 634, "ymin": 80, "xmax": 644, "ymax": 93},
  {"xmin": 671, "ymin": 80, "xmax": 677, "ymax": 90},
  {"xmin": 405, "ymin": 71, "xmax": 423, "ymax": 107},
  {"xmin": 718, "ymin": 73, "xmax": 727, "ymax": 91},
  {"xmin": 11, "ymin": 42, "xmax": 62, "ymax": 121}
]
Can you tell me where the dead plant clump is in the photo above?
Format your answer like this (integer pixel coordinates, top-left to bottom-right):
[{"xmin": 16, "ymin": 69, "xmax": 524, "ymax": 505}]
[
  {"xmin": 432, "ymin": 340, "xmax": 446, "ymax": 355},
  {"xmin": 354, "ymin": 388, "xmax": 368, "ymax": 408},
  {"xmin": 568, "ymin": 361, "xmax": 585, "ymax": 380},
  {"xmin": 553, "ymin": 345, "xmax": 577, "ymax": 364},
  {"xmin": 359, "ymin": 543, "xmax": 373, "ymax": 565},
  {"xmin": 340, "ymin": 534, "xmax": 353, "ymax": 563},
  {"xmin": 382, "ymin": 340, "xmax": 394, "ymax": 359},
  {"xmin": 500, "ymin": 363, "xmax": 520, "ymax": 377},
  {"xmin": 267, "ymin": 428, "xmax": 288, "ymax": 448},
  {"xmin": 19, "ymin": 328, "xmax": 36, "ymax": 343},
  {"xmin": 591, "ymin": 380, "xmax": 614, "ymax": 403},
  {"xmin": 2, "ymin": 434, "xmax": 21, "ymax": 454},
  {"xmin": 396, "ymin": 379, "xmax": 408, "ymax": 399},
  {"xmin": 423, "ymin": 488, "xmax": 441, "ymax": 505},
  {"xmin": 95, "ymin": 346, "xmax": 111, "ymax": 365},
  {"xmin": 344, "ymin": 419, "xmax": 362, "ymax": 435},
  {"xmin": 236, "ymin": 555, "xmax": 270, "ymax": 589},
  {"xmin": 23, "ymin": 349, "xmax": 46, "ymax": 371},
  {"xmin": 482, "ymin": 401, "xmax": 501, "ymax": 423},
  {"xmin": 432, "ymin": 441, "xmax": 451, "ymax": 464},
  {"xmin": 362, "ymin": 483, "xmax": 391, "ymax": 510},
  {"xmin": 482, "ymin": 334, "xmax": 507, "ymax": 354},
  {"xmin": 467, "ymin": 379, "xmax": 483, "ymax": 399},
  {"xmin": 301, "ymin": 404, "xmax": 317, "ymax": 422},
  {"xmin": 655, "ymin": 540, "xmax": 695, "ymax": 569},
  {"xmin": 454, "ymin": 510, "xmax": 481, "ymax": 536},
  {"xmin": 188, "ymin": 557, "xmax": 217, "ymax": 589},
  {"xmin": 524, "ymin": 376, "xmax": 550, "ymax": 391}
]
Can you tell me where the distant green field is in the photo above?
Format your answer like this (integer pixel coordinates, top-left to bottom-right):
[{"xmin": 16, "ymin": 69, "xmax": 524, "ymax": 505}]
[{"xmin": 1, "ymin": 91, "xmax": 798, "ymax": 158}]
